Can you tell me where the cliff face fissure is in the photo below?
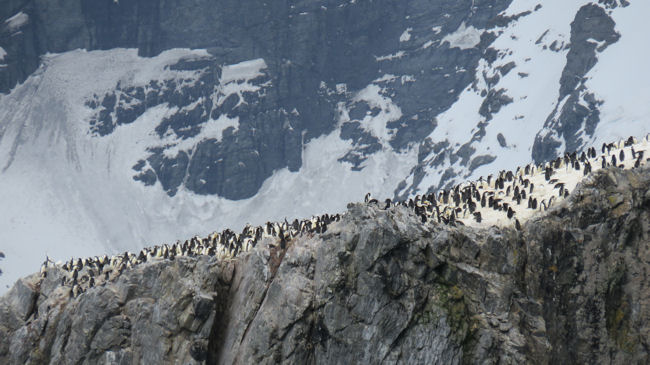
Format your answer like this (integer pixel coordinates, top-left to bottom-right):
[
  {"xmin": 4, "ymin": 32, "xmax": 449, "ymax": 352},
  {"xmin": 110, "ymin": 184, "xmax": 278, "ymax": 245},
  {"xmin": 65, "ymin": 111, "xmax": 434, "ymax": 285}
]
[{"xmin": 1, "ymin": 167, "xmax": 650, "ymax": 364}]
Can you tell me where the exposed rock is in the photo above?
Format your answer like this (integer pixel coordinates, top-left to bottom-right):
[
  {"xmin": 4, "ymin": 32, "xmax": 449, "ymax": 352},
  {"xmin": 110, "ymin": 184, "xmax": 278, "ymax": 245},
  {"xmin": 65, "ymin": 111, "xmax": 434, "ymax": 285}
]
[
  {"xmin": 532, "ymin": 3, "xmax": 621, "ymax": 163},
  {"xmin": 0, "ymin": 0, "xmax": 514, "ymax": 200},
  {"xmin": 2, "ymin": 167, "xmax": 650, "ymax": 363}
]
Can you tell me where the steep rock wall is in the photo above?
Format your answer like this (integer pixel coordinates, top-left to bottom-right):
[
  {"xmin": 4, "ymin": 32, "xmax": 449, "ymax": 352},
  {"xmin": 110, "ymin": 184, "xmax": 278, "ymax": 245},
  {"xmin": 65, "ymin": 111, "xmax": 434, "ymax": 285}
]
[{"xmin": 1, "ymin": 166, "xmax": 649, "ymax": 363}]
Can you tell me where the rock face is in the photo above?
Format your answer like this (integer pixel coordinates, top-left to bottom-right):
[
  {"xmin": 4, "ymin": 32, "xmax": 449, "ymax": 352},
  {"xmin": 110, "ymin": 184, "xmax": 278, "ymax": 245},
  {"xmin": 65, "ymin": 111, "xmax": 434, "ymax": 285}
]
[
  {"xmin": 1, "ymin": 0, "xmax": 517, "ymax": 199},
  {"xmin": 1, "ymin": 166, "xmax": 649, "ymax": 363}
]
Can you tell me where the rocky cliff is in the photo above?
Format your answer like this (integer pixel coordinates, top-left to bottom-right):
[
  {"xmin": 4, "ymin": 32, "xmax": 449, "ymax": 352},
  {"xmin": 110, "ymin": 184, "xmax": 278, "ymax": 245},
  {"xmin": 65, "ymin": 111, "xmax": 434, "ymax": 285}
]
[
  {"xmin": 2, "ymin": 0, "xmax": 648, "ymax": 294},
  {"xmin": 1, "ymin": 165, "xmax": 649, "ymax": 364}
]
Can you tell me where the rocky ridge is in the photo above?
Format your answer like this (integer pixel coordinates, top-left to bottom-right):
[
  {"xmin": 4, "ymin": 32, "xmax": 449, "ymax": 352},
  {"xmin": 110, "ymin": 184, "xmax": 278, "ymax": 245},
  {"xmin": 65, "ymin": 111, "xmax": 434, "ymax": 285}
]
[{"xmin": 1, "ymin": 164, "xmax": 650, "ymax": 363}]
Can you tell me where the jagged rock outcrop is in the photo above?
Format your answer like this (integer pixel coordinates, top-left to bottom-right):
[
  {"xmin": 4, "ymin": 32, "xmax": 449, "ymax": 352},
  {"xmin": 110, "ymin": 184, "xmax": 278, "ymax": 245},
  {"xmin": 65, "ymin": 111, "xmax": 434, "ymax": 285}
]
[{"xmin": 1, "ymin": 166, "xmax": 650, "ymax": 364}]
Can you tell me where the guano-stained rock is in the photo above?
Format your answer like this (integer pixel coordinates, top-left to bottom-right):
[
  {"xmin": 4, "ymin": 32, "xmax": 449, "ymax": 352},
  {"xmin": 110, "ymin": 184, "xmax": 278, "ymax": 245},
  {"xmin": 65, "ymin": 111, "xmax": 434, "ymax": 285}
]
[{"xmin": 1, "ymin": 167, "xmax": 650, "ymax": 364}]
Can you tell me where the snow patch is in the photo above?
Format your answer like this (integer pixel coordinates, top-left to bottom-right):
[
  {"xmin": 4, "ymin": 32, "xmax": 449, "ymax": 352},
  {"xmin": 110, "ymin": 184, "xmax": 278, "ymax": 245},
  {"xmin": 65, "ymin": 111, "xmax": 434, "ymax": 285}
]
[
  {"xmin": 422, "ymin": 40, "xmax": 435, "ymax": 49},
  {"xmin": 0, "ymin": 47, "xmax": 6, "ymax": 61},
  {"xmin": 375, "ymin": 51, "xmax": 405, "ymax": 62},
  {"xmin": 220, "ymin": 58, "xmax": 267, "ymax": 84},
  {"xmin": 411, "ymin": 0, "xmax": 588, "ymax": 193},
  {"xmin": 161, "ymin": 114, "xmax": 240, "ymax": 158},
  {"xmin": 5, "ymin": 12, "xmax": 28, "ymax": 31},
  {"xmin": 584, "ymin": 0, "xmax": 650, "ymax": 147},
  {"xmin": 351, "ymin": 84, "xmax": 403, "ymax": 144},
  {"xmin": 400, "ymin": 28, "xmax": 412, "ymax": 42},
  {"xmin": 218, "ymin": 58, "xmax": 269, "ymax": 107},
  {"xmin": 441, "ymin": 22, "xmax": 482, "ymax": 50}
]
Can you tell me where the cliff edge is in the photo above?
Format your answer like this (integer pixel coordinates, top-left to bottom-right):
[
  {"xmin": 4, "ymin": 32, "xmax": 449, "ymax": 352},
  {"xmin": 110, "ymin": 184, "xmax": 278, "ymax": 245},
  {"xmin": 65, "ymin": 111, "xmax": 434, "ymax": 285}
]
[{"xmin": 1, "ymin": 166, "xmax": 649, "ymax": 364}]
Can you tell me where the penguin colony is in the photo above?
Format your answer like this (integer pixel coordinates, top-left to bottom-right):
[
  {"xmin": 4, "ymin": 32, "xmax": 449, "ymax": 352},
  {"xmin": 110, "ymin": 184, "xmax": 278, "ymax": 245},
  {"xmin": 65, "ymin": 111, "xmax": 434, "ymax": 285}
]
[
  {"xmin": 369, "ymin": 134, "xmax": 650, "ymax": 230},
  {"xmin": 39, "ymin": 135, "xmax": 650, "ymax": 299},
  {"xmin": 40, "ymin": 214, "xmax": 341, "ymax": 298}
]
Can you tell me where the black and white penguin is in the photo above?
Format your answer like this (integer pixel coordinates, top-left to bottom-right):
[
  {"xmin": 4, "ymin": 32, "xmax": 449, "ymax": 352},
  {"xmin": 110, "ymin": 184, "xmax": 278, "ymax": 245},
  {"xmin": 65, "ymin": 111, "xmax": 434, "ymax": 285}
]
[{"xmin": 473, "ymin": 211, "xmax": 482, "ymax": 223}]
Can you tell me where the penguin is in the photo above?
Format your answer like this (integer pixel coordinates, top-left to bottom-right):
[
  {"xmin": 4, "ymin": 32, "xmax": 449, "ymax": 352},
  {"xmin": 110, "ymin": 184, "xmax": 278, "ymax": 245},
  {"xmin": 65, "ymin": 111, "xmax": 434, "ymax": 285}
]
[
  {"xmin": 279, "ymin": 228, "xmax": 287, "ymax": 249},
  {"xmin": 40, "ymin": 257, "xmax": 50, "ymax": 278},
  {"xmin": 619, "ymin": 149, "xmax": 625, "ymax": 162},
  {"xmin": 515, "ymin": 219, "xmax": 522, "ymax": 231},
  {"xmin": 473, "ymin": 211, "xmax": 482, "ymax": 223}
]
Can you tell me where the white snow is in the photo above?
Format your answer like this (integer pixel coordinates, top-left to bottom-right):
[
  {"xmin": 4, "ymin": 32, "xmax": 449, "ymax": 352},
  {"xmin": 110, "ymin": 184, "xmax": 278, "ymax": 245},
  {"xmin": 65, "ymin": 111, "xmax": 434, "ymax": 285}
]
[
  {"xmin": 218, "ymin": 58, "xmax": 269, "ymax": 107},
  {"xmin": 441, "ymin": 22, "xmax": 482, "ymax": 50},
  {"xmin": 0, "ymin": 48, "xmax": 414, "ymax": 293},
  {"xmin": 0, "ymin": 48, "xmax": 246, "ymax": 292},
  {"xmin": 584, "ymin": 1, "xmax": 650, "ymax": 147},
  {"xmin": 1, "ymin": 0, "xmax": 649, "ymax": 295},
  {"xmin": 375, "ymin": 51, "xmax": 406, "ymax": 62},
  {"xmin": 399, "ymin": 28, "xmax": 412, "ymax": 42},
  {"xmin": 220, "ymin": 58, "xmax": 267, "ymax": 84},
  {"xmin": 5, "ymin": 12, "xmax": 28, "ymax": 31},
  {"xmin": 161, "ymin": 114, "xmax": 240, "ymax": 158},
  {"xmin": 410, "ymin": 0, "xmax": 601, "ymax": 193},
  {"xmin": 350, "ymin": 84, "xmax": 402, "ymax": 144}
]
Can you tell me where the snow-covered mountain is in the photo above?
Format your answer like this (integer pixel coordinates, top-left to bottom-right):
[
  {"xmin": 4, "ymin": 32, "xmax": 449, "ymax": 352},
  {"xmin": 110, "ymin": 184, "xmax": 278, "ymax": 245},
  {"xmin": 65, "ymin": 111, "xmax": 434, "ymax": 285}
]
[{"xmin": 0, "ymin": 0, "xmax": 648, "ymax": 292}]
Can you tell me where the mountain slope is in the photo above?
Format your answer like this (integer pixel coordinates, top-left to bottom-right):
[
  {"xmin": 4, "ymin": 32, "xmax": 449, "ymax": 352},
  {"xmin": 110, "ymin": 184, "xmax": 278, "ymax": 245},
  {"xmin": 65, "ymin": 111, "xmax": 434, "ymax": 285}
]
[{"xmin": 0, "ymin": 0, "xmax": 648, "ymax": 292}]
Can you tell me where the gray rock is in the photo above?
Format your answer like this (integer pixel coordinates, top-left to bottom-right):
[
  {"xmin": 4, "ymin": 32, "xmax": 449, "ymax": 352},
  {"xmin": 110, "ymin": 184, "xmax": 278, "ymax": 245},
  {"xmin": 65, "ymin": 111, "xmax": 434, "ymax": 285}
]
[
  {"xmin": 2, "ymin": 167, "xmax": 650, "ymax": 363},
  {"xmin": 0, "ymin": 0, "xmax": 514, "ymax": 200}
]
